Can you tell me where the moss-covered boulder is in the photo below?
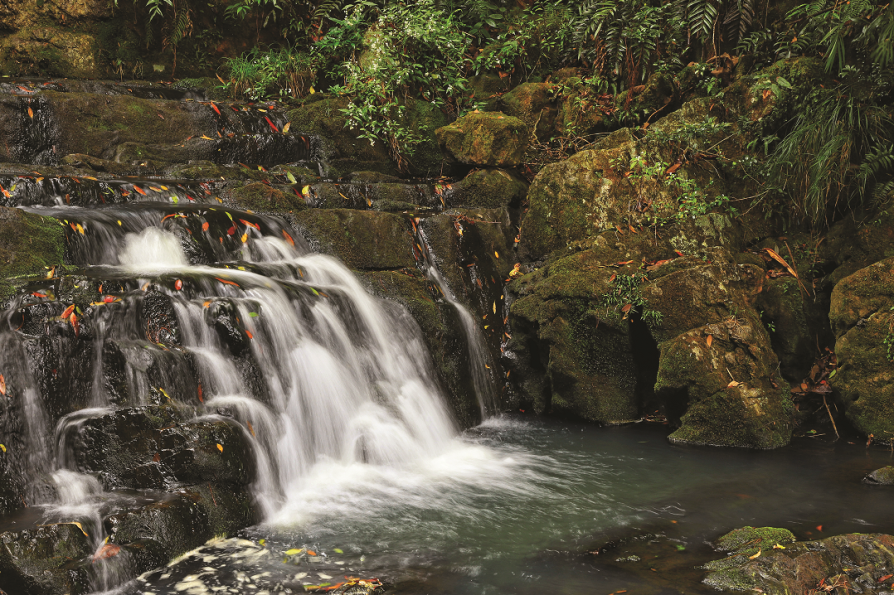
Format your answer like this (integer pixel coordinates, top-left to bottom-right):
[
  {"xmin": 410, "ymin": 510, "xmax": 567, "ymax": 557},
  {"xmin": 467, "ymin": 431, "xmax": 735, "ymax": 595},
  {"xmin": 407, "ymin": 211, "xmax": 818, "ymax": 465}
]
[
  {"xmin": 865, "ymin": 466, "xmax": 894, "ymax": 485},
  {"xmin": 704, "ymin": 532, "xmax": 894, "ymax": 594},
  {"xmin": 436, "ymin": 111, "xmax": 529, "ymax": 168},
  {"xmin": 0, "ymin": 206, "xmax": 65, "ymax": 300},
  {"xmin": 506, "ymin": 249, "xmax": 640, "ymax": 422},
  {"xmin": 0, "ymin": 523, "xmax": 91, "ymax": 595},
  {"xmin": 448, "ymin": 168, "xmax": 528, "ymax": 209},
  {"xmin": 0, "ymin": 27, "xmax": 101, "ymax": 78},
  {"xmin": 293, "ymin": 209, "xmax": 414, "ymax": 270},
  {"xmin": 828, "ymin": 257, "xmax": 894, "ymax": 441},
  {"xmin": 817, "ymin": 210, "xmax": 894, "ymax": 290}
]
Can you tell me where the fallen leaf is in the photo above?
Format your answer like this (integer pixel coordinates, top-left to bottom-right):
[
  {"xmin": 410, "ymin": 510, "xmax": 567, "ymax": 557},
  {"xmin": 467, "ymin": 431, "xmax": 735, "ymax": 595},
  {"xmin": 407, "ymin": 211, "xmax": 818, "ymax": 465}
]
[
  {"xmin": 285, "ymin": 548, "xmax": 304, "ymax": 556},
  {"xmin": 197, "ymin": 383, "xmax": 204, "ymax": 403},
  {"xmin": 773, "ymin": 543, "xmax": 786, "ymax": 550},
  {"xmin": 247, "ymin": 421, "xmax": 255, "ymax": 436},
  {"xmin": 158, "ymin": 387, "xmax": 170, "ymax": 400},
  {"xmin": 174, "ymin": 279, "xmax": 183, "ymax": 291},
  {"xmin": 60, "ymin": 304, "xmax": 76, "ymax": 320},
  {"xmin": 879, "ymin": 575, "xmax": 893, "ymax": 582},
  {"xmin": 282, "ymin": 230, "xmax": 295, "ymax": 246},
  {"xmin": 0, "ymin": 375, "xmax": 5, "ymax": 395},
  {"xmin": 202, "ymin": 221, "xmax": 210, "ymax": 231},
  {"xmin": 494, "ymin": 251, "xmax": 499, "ymax": 258},
  {"xmin": 210, "ymin": 102, "xmax": 221, "ymax": 115},
  {"xmin": 706, "ymin": 335, "xmax": 713, "ymax": 347},
  {"xmin": 727, "ymin": 380, "xmax": 740, "ymax": 388},
  {"xmin": 509, "ymin": 263, "xmax": 520, "ymax": 277},
  {"xmin": 0, "ymin": 444, "xmax": 5, "ymax": 452},
  {"xmin": 216, "ymin": 443, "xmax": 223, "ymax": 452},
  {"xmin": 133, "ymin": 185, "xmax": 147, "ymax": 196},
  {"xmin": 265, "ymin": 116, "xmax": 279, "ymax": 132},
  {"xmin": 282, "ymin": 122, "xmax": 291, "ymax": 134},
  {"xmin": 241, "ymin": 232, "xmax": 248, "ymax": 243},
  {"xmin": 215, "ymin": 277, "xmax": 240, "ymax": 287},
  {"xmin": 70, "ymin": 313, "xmax": 79, "ymax": 337},
  {"xmin": 748, "ymin": 549, "xmax": 761, "ymax": 559},
  {"xmin": 27, "ymin": 107, "xmax": 33, "ymax": 119}
]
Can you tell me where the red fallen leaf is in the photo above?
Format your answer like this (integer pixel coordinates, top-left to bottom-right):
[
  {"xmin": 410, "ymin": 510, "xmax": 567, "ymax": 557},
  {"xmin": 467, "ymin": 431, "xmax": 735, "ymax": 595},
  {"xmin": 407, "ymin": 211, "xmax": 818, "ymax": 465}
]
[
  {"xmin": 103, "ymin": 295, "xmax": 115, "ymax": 303},
  {"xmin": 674, "ymin": 250, "xmax": 685, "ymax": 257},
  {"xmin": 282, "ymin": 230, "xmax": 295, "ymax": 246},
  {"xmin": 153, "ymin": 452, "xmax": 160, "ymax": 462},
  {"xmin": 214, "ymin": 277, "xmax": 240, "ymax": 287},
  {"xmin": 879, "ymin": 574, "xmax": 893, "ymax": 582},
  {"xmin": 239, "ymin": 219, "xmax": 260, "ymax": 230},
  {"xmin": 161, "ymin": 213, "xmax": 177, "ymax": 222},
  {"xmin": 264, "ymin": 116, "xmax": 279, "ymax": 133},
  {"xmin": 202, "ymin": 222, "xmax": 210, "ymax": 231},
  {"xmin": 0, "ymin": 374, "xmax": 5, "ymax": 395},
  {"xmin": 92, "ymin": 543, "xmax": 120, "ymax": 562},
  {"xmin": 245, "ymin": 330, "xmax": 253, "ymax": 339},
  {"xmin": 70, "ymin": 313, "xmax": 80, "ymax": 337},
  {"xmin": 816, "ymin": 525, "xmax": 822, "ymax": 532},
  {"xmin": 133, "ymin": 185, "xmax": 147, "ymax": 196},
  {"xmin": 17, "ymin": 85, "xmax": 31, "ymax": 92},
  {"xmin": 60, "ymin": 304, "xmax": 76, "ymax": 319},
  {"xmin": 174, "ymin": 279, "xmax": 183, "ymax": 291},
  {"xmin": 197, "ymin": 382, "xmax": 204, "ymax": 403},
  {"xmin": 210, "ymin": 102, "xmax": 221, "ymax": 116},
  {"xmin": 615, "ymin": 260, "xmax": 634, "ymax": 266},
  {"xmin": 31, "ymin": 292, "xmax": 46, "ymax": 298},
  {"xmin": 227, "ymin": 226, "xmax": 236, "ymax": 235},
  {"xmin": 609, "ymin": 274, "xmax": 616, "ymax": 283}
]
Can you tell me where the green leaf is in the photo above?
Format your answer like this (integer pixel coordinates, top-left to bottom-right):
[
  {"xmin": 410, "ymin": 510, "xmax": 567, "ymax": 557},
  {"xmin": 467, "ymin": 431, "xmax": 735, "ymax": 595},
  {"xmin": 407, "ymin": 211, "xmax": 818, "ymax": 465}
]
[
  {"xmin": 286, "ymin": 171, "xmax": 297, "ymax": 184},
  {"xmin": 776, "ymin": 76, "xmax": 792, "ymax": 89},
  {"xmin": 333, "ymin": 548, "xmax": 343, "ymax": 554}
]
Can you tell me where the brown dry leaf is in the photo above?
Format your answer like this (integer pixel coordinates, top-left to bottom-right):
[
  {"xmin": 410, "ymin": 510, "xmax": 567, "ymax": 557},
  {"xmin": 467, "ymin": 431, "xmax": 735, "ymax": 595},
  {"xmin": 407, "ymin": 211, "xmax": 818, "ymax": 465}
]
[
  {"xmin": 93, "ymin": 543, "xmax": 121, "ymax": 562},
  {"xmin": 727, "ymin": 380, "xmax": 740, "ymax": 388},
  {"xmin": 247, "ymin": 421, "xmax": 256, "ymax": 437}
]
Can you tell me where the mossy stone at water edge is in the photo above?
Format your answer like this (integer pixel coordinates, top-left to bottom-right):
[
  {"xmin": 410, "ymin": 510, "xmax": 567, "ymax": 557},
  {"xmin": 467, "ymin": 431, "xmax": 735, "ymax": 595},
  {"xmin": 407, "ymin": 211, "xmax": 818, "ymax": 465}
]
[
  {"xmin": 230, "ymin": 182, "xmax": 307, "ymax": 214},
  {"xmin": 448, "ymin": 168, "xmax": 528, "ymax": 209},
  {"xmin": 715, "ymin": 526, "xmax": 796, "ymax": 553},
  {"xmin": 0, "ymin": 206, "xmax": 65, "ymax": 300},
  {"xmin": 829, "ymin": 257, "xmax": 894, "ymax": 441},
  {"xmin": 436, "ymin": 111, "xmax": 529, "ymax": 168},
  {"xmin": 865, "ymin": 466, "xmax": 894, "ymax": 485},
  {"xmin": 704, "ymin": 532, "xmax": 894, "ymax": 595},
  {"xmin": 294, "ymin": 209, "xmax": 415, "ymax": 271},
  {"xmin": 0, "ymin": 523, "xmax": 92, "ymax": 595}
]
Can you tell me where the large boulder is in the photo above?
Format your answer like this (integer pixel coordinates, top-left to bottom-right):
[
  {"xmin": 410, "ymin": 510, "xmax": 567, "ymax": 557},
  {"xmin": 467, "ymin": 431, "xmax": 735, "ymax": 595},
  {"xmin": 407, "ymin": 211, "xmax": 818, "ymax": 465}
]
[
  {"xmin": 436, "ymin": 111, "xmax": 529, "ymax": 168},
  {"xmin": 829, "ymin": 257, "xmax": 894, "ymax": 441},
  {"xmin": 0, "ymin": 523, "xmax": 92, "ymax": 595}
]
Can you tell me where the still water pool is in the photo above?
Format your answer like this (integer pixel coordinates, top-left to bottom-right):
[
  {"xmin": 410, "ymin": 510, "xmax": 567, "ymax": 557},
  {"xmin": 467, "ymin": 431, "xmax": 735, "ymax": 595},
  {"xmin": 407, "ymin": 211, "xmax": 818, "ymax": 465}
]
[{"xmin": 127, "ymin": 416, "xmax": 894, "ymax": 595}]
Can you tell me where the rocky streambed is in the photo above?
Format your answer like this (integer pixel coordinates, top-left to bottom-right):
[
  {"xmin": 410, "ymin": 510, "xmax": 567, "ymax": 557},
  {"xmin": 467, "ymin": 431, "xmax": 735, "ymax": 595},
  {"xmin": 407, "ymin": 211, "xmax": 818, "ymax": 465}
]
[{"xmin": 0, "ymin": 60, "xmax": 891, "ymax": 595}]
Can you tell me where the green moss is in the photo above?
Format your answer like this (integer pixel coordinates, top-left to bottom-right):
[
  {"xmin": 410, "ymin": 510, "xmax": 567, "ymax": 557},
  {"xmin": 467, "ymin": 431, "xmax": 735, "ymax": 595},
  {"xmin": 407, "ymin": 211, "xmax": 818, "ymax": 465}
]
[
  {"xmin": 230, "ymin": 183, "xmax": 307, "ymax": 214},
  {"xmin": 714, "ymin": 526, "xmax": 796, "ymax": 554},
  {"xmin": 451, "ymin": 169, "xmax": 528, "ymax": 209},
  {"xmin": 435, "ymin": 111, "xmax": 529, "ymax": 168},
  {"xmin": 294, "ymin": 209, "xmax": 415, "ymax": 270},
  {"xmin": 0, "ymin": 207, "xmax": 65, "ymax": 300}
]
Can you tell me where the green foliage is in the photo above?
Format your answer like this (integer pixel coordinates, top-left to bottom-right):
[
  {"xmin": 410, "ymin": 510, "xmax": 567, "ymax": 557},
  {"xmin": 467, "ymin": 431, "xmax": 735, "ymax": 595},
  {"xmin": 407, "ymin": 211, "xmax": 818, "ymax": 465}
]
[
  {"xmin": 222, "ymin": 46, "xmax": 317, "ymax": 100},
  {"xmin": 764, "ymin": 78, "xmax": 893, "ymax": 228},
  {"xmin": 599, "ymin": 271, "xmax": 662, "ymax": 326}
]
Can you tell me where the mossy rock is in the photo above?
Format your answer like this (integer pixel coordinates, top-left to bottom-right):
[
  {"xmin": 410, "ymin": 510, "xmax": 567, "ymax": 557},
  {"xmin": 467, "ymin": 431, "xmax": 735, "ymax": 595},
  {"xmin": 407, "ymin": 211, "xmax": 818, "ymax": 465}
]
[
  {"xmin": 293, "ymin": 209, "xmax": 414, "ymax": 270},
  {"xmin": 361, "ymin": 269, "xmax": 481, "ymax": 428},
  {"xmin": 0, "ymin": 206, "xmax": 65, "ymax": 300},
  {"xmin": 448, "ymin": 168, "xmax": 528, "ymax": 209},
  {"xmin": 831, "ymin": 310, "xmax": 894, "ymax": 442},
  {"xmin": 714, "ymin": 526, "xmax": 796, "ymax": 554},
  {"xmin": 829, "ymin": 256, "xmax": 894, "ymax": 338},
  {"xmin": 0, "ymin": 27, "xmax": 100, "ymax": 78},
  {"xmin": 230, "ymin": 182, "xmax": 307, "ymax": 214},
  {"xmin": 500, "ymin": 82, "xmax": 558, "ymax": 141},
  {"xmin": 703, "ymin": 533, "xmax": 894, "ymax": 595},
  {"xmin": 865, "ymin": 466, "xmax": 894, "ymax": 485},
  {"xmin": 0, "ymin": 523, "xmax": 91, "ymax": 595},
  {"xmin": 436, "ymin": 111, "xmax": 529, "ymax": 168},
  {"xmin": 506, "ymin": 249, "xmax": 640, "ymax": 422},
  {"xmin": 817, "ymin": 210, "xmax": 894, "ymax": 290}
]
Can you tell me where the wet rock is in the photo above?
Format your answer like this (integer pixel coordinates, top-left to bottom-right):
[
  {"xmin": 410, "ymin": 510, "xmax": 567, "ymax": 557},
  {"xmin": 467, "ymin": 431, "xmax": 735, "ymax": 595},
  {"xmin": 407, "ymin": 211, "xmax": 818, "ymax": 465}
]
[
  {"xmin": 142, "ymin": 290, "xmax": 182, "ymax": 347},
  {"xmin": 73, "ymin": 405, "xmax": 255, "ymax": 490},
  {"xmin": 0, "ymin": 27, "xmax": 100, "ymax": 78},
  {"xmin": 829, "ymin": 257, "xmax": 894, "ymax": 441},
  {"xmin": 447, "ymin": 168, "xmax": 528, "ymax": 209},
  {"xmin": 0, "ymin": 206, "xmax": 65, "ymax": 300},
  {"xmin": 704, "ymin": 531, "xmax": 894, "ymax": 594},
  {"xmin": 105, "ymin": 487, "xmax": 258, "ymax": 561},
  {"xmin": 0, "ymin": 523, "xmax": 91, "ymax": 595},
  {"xmin": 864, "ymin": 466, "xmax": 894, "ymax": 485},
  {"xmin": 294, "ymin": 209, "xmax": 415, "ymax": 270},
  {"xmin": 817, "ymin": 210, "xmax": 894, "ymax": 290},
  {"xmin": 436, "ymin": 112, "xmax": 529, "ymax": 168}
]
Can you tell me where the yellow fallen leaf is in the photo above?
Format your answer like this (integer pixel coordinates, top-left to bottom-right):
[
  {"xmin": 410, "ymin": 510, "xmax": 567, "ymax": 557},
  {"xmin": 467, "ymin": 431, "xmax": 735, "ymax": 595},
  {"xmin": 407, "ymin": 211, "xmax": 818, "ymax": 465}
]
[
  {"xmin": 309, "ymin": 87, "xmax": 315, "ymax": 94},
  {"xmin": 216, "ymin": 443, "xmax": 224, "ymax": 452},
  {"xmin": 241, "ymin": 233, "xmax": 248, "ymax": 243},
  {"xmin": 285, "ymin": 548, "xmax": 304, "ymax": 556},
  {"xmin": 772, "ymin": 543, "xmax": 786, "ymax": 550},
  {"xmin": 282, "ymin": 122, "xmax": 291, "ymax": 134},
  {"xmin": 0, "ymin": 444, "xmax": 6, "ymax": 452},
  {"xmin": 301, "ymin": 185, "xmax": 311, "ymax": 197},
  {"xmin": 493, "ymin": 302, "xmax": 496, "ymax": 314},
  {"xmin": 494, "ymin": 251, "xmax": 499, "ymax": 258},
  {"xmin": 748, "ymin": 549, "xmax": 761, "ymax": 559},
  {"xmin": 76, "ymin": 223, "xmax": 85, "ymax": 235},
  {"xmin": 158, "ymin": 387, "xmax": 170, "ymax": 400}
]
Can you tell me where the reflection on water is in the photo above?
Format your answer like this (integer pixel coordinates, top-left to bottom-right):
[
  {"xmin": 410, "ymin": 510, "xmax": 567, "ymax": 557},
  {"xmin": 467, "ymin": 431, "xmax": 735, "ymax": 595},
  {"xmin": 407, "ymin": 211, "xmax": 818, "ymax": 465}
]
[{"xmin": 127, "ymin": 417, "xmax": 894, "ymax": 595}]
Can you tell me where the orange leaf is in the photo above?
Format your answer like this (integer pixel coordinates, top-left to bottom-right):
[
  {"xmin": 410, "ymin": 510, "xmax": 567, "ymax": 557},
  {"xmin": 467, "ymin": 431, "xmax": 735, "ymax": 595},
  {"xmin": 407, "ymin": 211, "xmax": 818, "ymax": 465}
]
[
  {"xmin": 174, "ymin": 279, "xmax": 183, "ymax": 291},
  {"xmin": 664, "ymin": 162, "xmax": 681, "ymax": 176},
  {"xmin": 202, "ymin": 222, "xmax": 210, "ymax": 231},
  {"xmin": 247, "ymin": 420, "xmax": 255, "ymax": 436},
  {"xmin": 214, "ymin": 277, "xmax": 241, "ymax": 287},
  {"xmin": 92, "ymin": 543, "xmax": 121, "ymax": 562},
  {"xmin": 239, "ymin": 219, "xmax": 260, "ymax": 230},
  {"xmin": 245, "ymin": 330, "xmax": 253, "ymax": 339},
  {"xmin": 0, "ymin": 374, "xmax": 5, "ymax": 396},
  {"xmin": 133, "ymin": 185, "xmax": 147, "ymax": 196},
  {"xmin": 628, "ymin": 225, "xmax": 637, "ymax": 234},
  {"xmin": 621, "ymin": 304, "xmax": 632, "ymax": 313},
  {"xmin": 70, "ymin": 313, "xmax": 79, "ymax": 337},
  {"xmin": 307, "ymin": 550, "xmax": 317, "ymax": 556},
  {"xmin": 197, "ymin": 383, "xmax": 204, "ymax": 403},
  {"xmin": 282, "ymin": 230, "xmax": 295, "ymax": 246},
  {"xmin": 706, "ymin": 335, "xmax": 713, "ymax": 347},
  {"xmin": 27, "ymin": 107, "xmax": 33, "ymax": 119},
  {"xmin": 609, "ymin": 274, "xmax": 616, "ymax": 283},
  {"xmin": 879, "ymin": 575, "xmax": 893, "ymax": 582},
  {"xmin": 210, "ymin": 102, "xmax": 221, "ymax": 115},
  {"xmin": 265, "ymin": 116, "xmax": 279, "ymax": 132},
  {"xmin": 60, "ymin": 304, "xmax": 76, "ymax": 320},
  {"xmin": 216, "ymin": 443, "xmax": 223, "ymax": 452}
]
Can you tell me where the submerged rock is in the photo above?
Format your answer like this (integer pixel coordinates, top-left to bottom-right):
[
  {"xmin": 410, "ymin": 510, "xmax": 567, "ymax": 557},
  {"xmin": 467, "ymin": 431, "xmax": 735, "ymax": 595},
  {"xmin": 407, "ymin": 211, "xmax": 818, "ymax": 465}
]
[{"xmin": 864, "ymin": 466, "xmax": 894, "ymax": 485}]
